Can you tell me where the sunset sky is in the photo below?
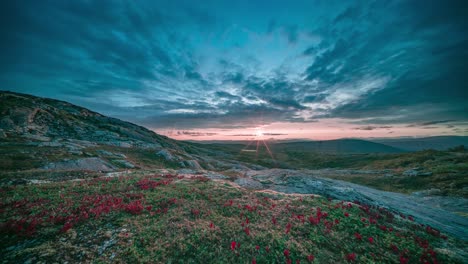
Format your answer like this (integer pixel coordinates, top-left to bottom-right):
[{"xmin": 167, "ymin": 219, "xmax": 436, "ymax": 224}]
[{"xmin": 1, "ymin": 0, "xmax": 467, "ymax": 140}]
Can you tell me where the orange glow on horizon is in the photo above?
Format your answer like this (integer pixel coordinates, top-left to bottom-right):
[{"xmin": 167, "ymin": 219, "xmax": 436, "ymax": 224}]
[{"xmin": 153, "ymin": 119, "xmax": 459, "ymax": 141}]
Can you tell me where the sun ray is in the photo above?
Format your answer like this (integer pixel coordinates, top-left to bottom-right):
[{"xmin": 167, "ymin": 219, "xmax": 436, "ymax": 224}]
[
  {"xmin": 241, "ymin": 139, "xmax": 255, "ymax": 152},
  {"xmin": 256, "ymin": 140, "xmax": 260, "ymax": 158},
  {"xmin": 261, "ymin": 139, "xmax": 275, "ymax": 161}
]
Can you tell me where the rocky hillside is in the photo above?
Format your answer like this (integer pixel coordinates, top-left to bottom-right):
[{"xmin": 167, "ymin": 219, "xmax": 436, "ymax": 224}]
[
  {"xmin": 0, "ymin": 91, "xmax": 250, "ymax": 173},
  {"xmin": 0, "ymin": 91, "xmax": 178, "ymax": 148}
]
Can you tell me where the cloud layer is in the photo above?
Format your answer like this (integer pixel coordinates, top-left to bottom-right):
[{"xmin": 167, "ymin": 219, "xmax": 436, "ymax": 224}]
[{"xmin": 1, "ymin": 0, "xmax": 467, "ymax": 138}]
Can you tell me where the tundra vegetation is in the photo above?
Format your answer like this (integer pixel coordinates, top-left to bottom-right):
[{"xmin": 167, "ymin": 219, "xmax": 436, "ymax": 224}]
[{"xmin": 1, "ymin": 171, "xmax": 465, "ymax": 263}]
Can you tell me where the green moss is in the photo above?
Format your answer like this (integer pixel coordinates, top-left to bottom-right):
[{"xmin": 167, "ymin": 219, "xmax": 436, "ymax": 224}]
[{"xmin": 1, "ymin": 173, "xmax": 465, "ymax": 263}]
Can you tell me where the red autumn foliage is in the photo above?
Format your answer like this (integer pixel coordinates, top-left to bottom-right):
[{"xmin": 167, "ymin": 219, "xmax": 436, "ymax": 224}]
[
  {"xmin": 60, "ymin": 221, "xmax": 73, "ymax": 233},
  {"xmin": 354, "ymin": 233, "xmax": 362, "ymax": 240},
  {"xmin": 244, "ymin": 205, "xmax": 256, "ymax": 212},
  {"xmin": 390, "ymin": 244, "xmax": 399, "ymax": 254},
  {"xmin": 285, "ymin": 222, "xmax": 292, "ymax": 234},
  {"xmin": 296, "ymin": 214, "xmax": 305, "ymax": 223},
  {"xmin": 399, "ymin": 256, "xmax": 409, "ymax": 264},
  {"xmin": 125, "ymin": 200, "xmax": 144, "ymax": 215},
  {"xmin": 244, "ymin": 227, "xmax": 250, "ymax": 236},
  {"xmin": 191, "ymin": 209, "xmax": 200, "ymax": 217},
  {"xmin": 136, "ymin": 178, "xmax": 172, "ymax": 190},
  {"xmin": 231, "ymin": 241, "xmax": 236, "ymax": 251},
  {"xmin": 308, "ymin": 216, "xmax": 319, "ymax": 225},
  {"xmin": 346, "ymin": 253, "xmax": 356, "ymax": 262}
]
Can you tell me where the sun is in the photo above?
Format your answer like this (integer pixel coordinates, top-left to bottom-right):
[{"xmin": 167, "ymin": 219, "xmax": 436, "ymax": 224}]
[
  {"xmin": 255, "ymin": 129, "xmax": 264, "ymax": 138},
  {"xmin": 239, "ymin": 127, "xmax": 276, "ymax": 163}
]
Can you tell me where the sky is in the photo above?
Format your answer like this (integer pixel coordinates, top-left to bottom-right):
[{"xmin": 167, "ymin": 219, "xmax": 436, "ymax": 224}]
[{"xmin": 1, "ymin": 0, "xmax": 467, "ymax": 140}]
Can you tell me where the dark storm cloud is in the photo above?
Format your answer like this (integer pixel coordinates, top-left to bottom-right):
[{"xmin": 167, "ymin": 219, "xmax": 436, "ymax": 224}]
[
  {"xmin": 333, "ymin": 5, "xmax": 362, "ymax": 23},
  {"xmin": 309, "ymin": 0, "xmax": 468, "ymax": 124},
  {"xmin": 283, "ymin": 25, "xmax": 299, "ymax": 44},
  {"xmin": 406, "ymin": 120, "xmax": 458, "ymax": 128},
  {"xmin": 420, "ymin": 120, "xmax": 457, "ymax": 126},
  {"xmin": 354, "ymin": 126, "xmax": 393, "ymax": 131},
  {"xmin": 176, "ymin": 131, "xmax": 218, "ymax": 137},
  {"xmin": 236, "ymin": 76, "xmax": 309, "ymax": 112},
  {"xmin": 1, "ymin": 0, "xmax": 467, "ymax": 133},
  {"xmin": 2, "ymin": 1, "xmax": 169, "ymax": 80},
  {"xmin": 139, "ymin": 103, "xmax": 296, "ymax": 129},
  {"xmin": 229, "ymin": 133, "xmax": 288, "ymax": 137},
  {"xmin": 302, "ymin": 46, "xmax": 315, "ymax": 56},
  {"xmin": 222, "ymin": 72, "xmax": 244, "ymax": 84},
  {"xmin": 0, "ymin": 0, "xmax": 213, "ymax": 98},
  {"xmin": 266, "ymin": 20, "xmax": 277, "ymax": 34},
  {"xmin": 214, "ymin": 91, "xmax": 241, "ymax": 100}
]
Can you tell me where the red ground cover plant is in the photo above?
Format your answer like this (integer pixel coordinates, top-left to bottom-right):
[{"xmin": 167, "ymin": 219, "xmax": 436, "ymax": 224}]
[{"xmin": 0, "ymin": 173, "xmax": 462, "ymax": 263}]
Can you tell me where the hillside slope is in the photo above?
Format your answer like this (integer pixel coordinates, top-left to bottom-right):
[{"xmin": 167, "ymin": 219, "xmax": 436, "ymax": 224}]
[
  {"xmin": 0, "ymin": 91, "xmax": 248, "ymax": 174},
  {"xmin": 273, "ymin": 139, "xmax": 404, "ymax": 154},
  {"xmin": 371, "ymin": 136, "xmax": 468, "ymax": 151},
  {"xmin": 0, "ymin": 91, "xmax": 178, "ymax": 148}
]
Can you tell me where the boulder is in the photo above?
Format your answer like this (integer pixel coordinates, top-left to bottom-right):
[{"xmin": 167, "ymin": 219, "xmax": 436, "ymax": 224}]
[
  {"xmin": 43, "ymin": 157, "xmax": 116, "ymax": 172},
  {"xmin": 157, "ymin": 149, "xmax": 174, "ymax": 161},
  {"xmin": 234, "ymin": 178, "xmax": 264, "ymax": 189}
]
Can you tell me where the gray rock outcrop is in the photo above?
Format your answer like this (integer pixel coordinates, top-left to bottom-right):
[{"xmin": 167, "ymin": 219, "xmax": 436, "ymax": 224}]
[
  {"xmin": 43, "ymin": 157, "xmax": 116, "ymax": 172},
  {"xmin": 237, "ymin": 169, "xmax": 468, "ymax": 241},
  {"xmin": 156, "ymin": 149, "xmax": 175, "ymax": 161}
]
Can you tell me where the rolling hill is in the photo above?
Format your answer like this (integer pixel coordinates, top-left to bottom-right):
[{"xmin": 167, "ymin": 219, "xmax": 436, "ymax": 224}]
[
  {"xmin": 370, "ymin": 136, "xmax": 468, "ymax": 151},
  {"xmin": 272, "ymin": 139, "xmax": 405, "ymax": 154}
]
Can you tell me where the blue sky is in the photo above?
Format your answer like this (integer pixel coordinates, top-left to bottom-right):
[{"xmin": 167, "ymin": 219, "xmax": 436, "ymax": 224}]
[{"xmin": 1, "ymin": 0, "xmax": 467, "ymax": 139}]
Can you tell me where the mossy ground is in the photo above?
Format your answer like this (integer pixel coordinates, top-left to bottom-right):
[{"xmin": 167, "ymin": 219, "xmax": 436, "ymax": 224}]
[{"xmin": 1, "ymin": 171, "xmax": 465, "ymax": 263}]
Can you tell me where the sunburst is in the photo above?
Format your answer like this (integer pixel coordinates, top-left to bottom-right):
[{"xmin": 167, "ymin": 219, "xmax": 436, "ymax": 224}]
[{"xmin": 240, "ymin": 128, "xmax": 276, "ymax": 163}]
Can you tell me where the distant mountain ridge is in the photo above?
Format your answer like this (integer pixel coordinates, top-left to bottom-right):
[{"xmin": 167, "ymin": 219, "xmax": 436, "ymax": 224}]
[
  {"xmin": 198, "ymin": 136, "xmax": 468, "ymax": 153},
  {"xmin": 370, "ymin": 136, "xmax": 468, "ymax": 151},
  {"xmin": 272, "ymin": 138, "xmax": 404, "ymax": 154}
]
